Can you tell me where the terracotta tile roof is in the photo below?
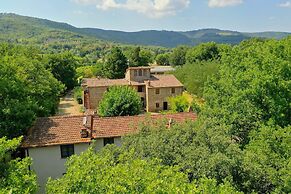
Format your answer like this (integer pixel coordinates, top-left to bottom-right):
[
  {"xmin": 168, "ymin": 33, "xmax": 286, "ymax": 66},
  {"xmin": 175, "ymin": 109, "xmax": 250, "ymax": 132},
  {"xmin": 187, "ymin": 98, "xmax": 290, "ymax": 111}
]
[
  {"xmin": 22, "ymin": 112, "xmax": 197, "ymax": 148},
  {"xmin": 82, "ymin": 75, "xmax": 183, "ymax": 88},
  {"xmin": 148, "ymin": 75, "xmax": 183, "ymax": 88},
  {"xmin": 82, "ymin": 78, "xmax": 129, "ymax": 87}
]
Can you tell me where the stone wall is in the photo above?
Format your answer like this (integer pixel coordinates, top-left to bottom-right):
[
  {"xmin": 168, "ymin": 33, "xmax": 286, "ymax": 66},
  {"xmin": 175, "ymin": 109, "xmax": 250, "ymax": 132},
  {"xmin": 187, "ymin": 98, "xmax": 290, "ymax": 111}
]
[{"xmin": 146, "ymin": 86, "xmax": 183, "ymax": 112}]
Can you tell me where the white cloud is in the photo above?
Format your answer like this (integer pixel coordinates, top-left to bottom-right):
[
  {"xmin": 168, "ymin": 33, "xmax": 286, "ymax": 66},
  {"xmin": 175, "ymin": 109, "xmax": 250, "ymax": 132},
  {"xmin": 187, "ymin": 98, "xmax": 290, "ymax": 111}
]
[
  {"xmin": 208, "ymin": 0, "xmax": 243, "ymax": 8},
  {"xmin": 278, "ymin": 1, "xmax": 291, "ymax": 8},
  {"xmin": 75, "ymin": 0, "xmax": 190, "ymax": 18}
]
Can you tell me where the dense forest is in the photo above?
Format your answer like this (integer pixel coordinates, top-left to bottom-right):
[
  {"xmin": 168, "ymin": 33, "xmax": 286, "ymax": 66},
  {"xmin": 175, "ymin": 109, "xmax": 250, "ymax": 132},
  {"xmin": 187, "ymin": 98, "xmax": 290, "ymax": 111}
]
[{"xmin": 0, "ymin": 27, "xmax": 290, "ymax": 193}]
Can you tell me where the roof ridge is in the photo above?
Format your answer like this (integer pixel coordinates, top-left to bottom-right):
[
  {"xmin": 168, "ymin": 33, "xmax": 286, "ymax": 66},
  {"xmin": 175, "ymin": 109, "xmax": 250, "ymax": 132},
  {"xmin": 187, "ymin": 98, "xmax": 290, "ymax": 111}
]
[{"xmin": 38, "ymin": 114, "xmax": 85, "ymax": 119}]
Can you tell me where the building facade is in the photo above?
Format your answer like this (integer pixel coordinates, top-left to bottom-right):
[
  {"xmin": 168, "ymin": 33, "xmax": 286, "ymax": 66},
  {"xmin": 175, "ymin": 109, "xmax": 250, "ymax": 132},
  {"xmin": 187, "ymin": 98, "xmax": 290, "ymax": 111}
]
[
  {"xmin": 21, "ymin": 113, "xmax": 197, "ymax": 193},
  {"xmin": 82, "ymin": 66, "xmax": 184, "ymax": 112}
]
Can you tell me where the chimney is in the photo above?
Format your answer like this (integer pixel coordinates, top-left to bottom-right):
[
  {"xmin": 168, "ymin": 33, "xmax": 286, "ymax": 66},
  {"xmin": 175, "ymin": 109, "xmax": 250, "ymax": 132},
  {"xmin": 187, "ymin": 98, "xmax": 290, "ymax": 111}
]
[
  {"xmin": 146, "ymin": 80, "xmax": 151, "ymax": 86},
  {"xmin": 81, "ymin": 114, "xmax": 94, "ymax": 138},
  {"xmin": 167, "ymin": 118, "xmax": 173, "ymax": 128}
]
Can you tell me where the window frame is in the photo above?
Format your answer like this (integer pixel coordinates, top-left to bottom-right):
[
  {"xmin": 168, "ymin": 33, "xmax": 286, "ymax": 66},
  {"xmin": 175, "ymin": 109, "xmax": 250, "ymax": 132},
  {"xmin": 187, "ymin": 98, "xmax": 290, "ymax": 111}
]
[
  {"xmin": 156, "ymin": 102, "xmax": 160, "ymax": 108},
  {"xmin": 138, "ymin": 69, "xmax": 143, "ymax": 76},
  {"xmin": 104, "ymin": 137, "xmax": 115, "ymax": 146},
  {"xmin": 138, "ymin": 86, "xmax": 143, "ymax": 92},
  {"xmin": 156, "ymin": 88, "xmax": 160, "ymax": 94},
  {"xmin": 171, "ymin": 87, "xmax": 175, "ymax": 94},
  {"xmin": 60, "ymin": 144, "xmax": 75, "ymax": 159},
  {"xmin": 134, "ymin": 70, "xmax": 138, "ymax": 76}
]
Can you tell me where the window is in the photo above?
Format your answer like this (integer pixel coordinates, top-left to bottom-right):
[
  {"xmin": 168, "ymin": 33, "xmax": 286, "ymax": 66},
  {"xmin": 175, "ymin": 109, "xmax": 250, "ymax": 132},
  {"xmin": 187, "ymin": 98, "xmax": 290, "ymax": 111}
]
[
  {"xmin": 156, "ymin": 103, "xmax": 160, "ymax": 108},
  {"xmin": 104, "ymin": 138, "xmax": 114, "ymax": 146},
  {"xmin": 134, "ymin": 70, "xmax": 137, "ymax": 76},
  {"xmin": 138, "ymin": 69, "xmax": 142, "ymax": 76},
  {"xmin": 60, "ymin": 144, "xmax": 74, "ymax": 158},
  {"xmin": 156, "ymin": 88, "xmax": 160, "ymax": 94},
  {"xmin": 171, "ymin": 88, "xmax": 175, "ymax": 94},
  {"xmin": 138, "ymin": 86, "xmax": 143, "ymax": 92}
]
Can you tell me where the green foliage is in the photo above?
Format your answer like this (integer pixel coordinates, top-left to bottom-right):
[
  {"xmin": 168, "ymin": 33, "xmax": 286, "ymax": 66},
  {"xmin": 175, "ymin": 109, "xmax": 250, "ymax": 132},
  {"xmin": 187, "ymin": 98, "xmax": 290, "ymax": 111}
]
[
  {"xmin": 125, "ymin": 47, "xmax": 153, "ymax": 67},
  {"xmin": 0, "ymin": 137, "xmax": 37, "ymax": 193},
  {"xmin": 76, "ymin": 64, "xmax": 103, "ymax": 79},
  {"xmin": 155, "ymin": 53, "xmax": 170, "ymax": 66},
  {"xmin": 186, "ymin": 42, "xmax": 220, "ymax": 63},
  {"xmin": 46, "ymin": 145, "xmax": 241, "ymax": 194},
  {"xmin": 139, "ymin": 49, "xmax": 154, "ymax": 65},
  {"xmin": 0, "ymin": 43, "xmax": 64, "ymax": 138},
  {"xmin": 102, "ymin": 47, "xmax": 128, "ymax": 79},
  {"xmin": 203, "ymin": 38, "xmax": 291, "ymax": 145},
  {"xmin": 98, "ymin": 86, "xmax": 141, "ymax": 117},
  {"xmin": 73, "ymin": 86, "xmax": 82, "ymax": 103},
  {"xmin": 46, "ymin": 52, "xmax": 78, "ymax": 90},
  {"xmin": 169, "ymin": 45, "xmax": 189, "ymax": 66},
  {"xmin": 241, "ymin": 125, "xmax": 291, "ymax": 193},
  {"xmin": 173, "ymin": 61, "xmax": 218, "ymax": 97},
  {"xmin": 168, "ymin": 94, "xmax": 190, "ymax": 112},
  {"xmin": 122, "ymin": 119, "xmax": 242, "ymax": 184}
]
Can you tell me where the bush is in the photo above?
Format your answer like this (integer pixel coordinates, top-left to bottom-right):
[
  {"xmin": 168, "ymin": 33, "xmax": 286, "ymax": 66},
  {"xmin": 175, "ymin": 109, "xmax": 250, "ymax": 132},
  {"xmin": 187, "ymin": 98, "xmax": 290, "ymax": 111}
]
[
  {"xmin": 168, "ymin": 94, "xmax": 190, "ymax": 112},
  {"xmin": 98, "ymin": 86, "xmax": 141, "ymax": 117}
]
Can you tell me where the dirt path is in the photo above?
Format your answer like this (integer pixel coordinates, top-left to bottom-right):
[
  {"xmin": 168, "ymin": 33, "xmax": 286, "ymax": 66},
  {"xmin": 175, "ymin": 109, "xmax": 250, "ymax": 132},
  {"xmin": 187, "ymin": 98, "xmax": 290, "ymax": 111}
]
[{"xmin": 57, "ymin": 91, "xmax": 83, "ymax": 116}]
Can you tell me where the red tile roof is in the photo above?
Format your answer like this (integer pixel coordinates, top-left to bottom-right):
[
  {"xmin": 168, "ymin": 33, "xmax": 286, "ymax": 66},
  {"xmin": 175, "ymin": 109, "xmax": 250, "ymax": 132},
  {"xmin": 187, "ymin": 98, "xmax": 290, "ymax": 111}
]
[
  {"xmin": 82, "ymin": 78, "xmax": 129, "ymax": 87},
  {"xmin": 82, "ymin": 75, "xmax": 183, "ymax": 88},
  {"xmin": 148, "ymin": 75, "xmax": 183, "ymax": 88},
  {"xmin": 22, "ymin": 112, "xmax": 197, "ymax": 148}
]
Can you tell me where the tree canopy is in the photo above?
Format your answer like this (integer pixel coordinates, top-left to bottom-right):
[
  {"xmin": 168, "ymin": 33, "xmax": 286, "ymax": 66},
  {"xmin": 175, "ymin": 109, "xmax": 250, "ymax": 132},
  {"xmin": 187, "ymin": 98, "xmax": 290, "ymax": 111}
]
[
  {"xmin": 102, "ymin": 47, "xmax": 128, "ymax": 79},
  {"xmin": 0, "ymin": 137, "xmax": 37, "ymax": 193},
  {"xmin": 46, "ymin": 145, "xmax": 242, "ymax": 194},
  {"xmin": 45, "ymin": 52, "xmax": 78, "ymax": 90},
  {"xmin": 98, "ymin": 86, "xmax": 141, "ymax": 117},
  {"xmin": 0, "ymin": 44, "xmax": 64, "ymax": 138},
  {"xmin": 169, "ymin": 45, "xmax": 189, "ymax": 66}
]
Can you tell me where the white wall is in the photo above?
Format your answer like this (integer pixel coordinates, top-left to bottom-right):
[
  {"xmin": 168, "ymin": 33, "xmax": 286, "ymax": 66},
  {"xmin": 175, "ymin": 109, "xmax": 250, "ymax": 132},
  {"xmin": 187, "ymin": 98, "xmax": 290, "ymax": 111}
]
[
  {"xmin": 28, "ymin": 143, "xmax": 90, "ymax": 193},
  {"xmin": 28, "ymin": 137, "xmax": 122, "ymax": 193}
]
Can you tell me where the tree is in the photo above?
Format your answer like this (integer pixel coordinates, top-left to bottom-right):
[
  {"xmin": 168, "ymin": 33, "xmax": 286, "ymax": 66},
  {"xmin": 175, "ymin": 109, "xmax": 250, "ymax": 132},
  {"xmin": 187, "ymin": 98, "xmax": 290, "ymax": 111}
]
[
  {"xmin": 0, "ymin": 44, "xmax": 64, "ymax": 138},
  {"xmin": 241, "ymin": 125, "xmax": 291, "ymax": 193},
  {"xmin": 203, "ymin": 38, "xmax": 291, "ymax": 146},
  {"xmin": 46, "ymin": 52, "xmax": 78, "ymax": 90},
  {"xmin": 0, "ymin": 137, "xmax": 37, "ymax": 193},
  {"xmin": 125, "ymin": 47, "xmax": 152, "ymax": 67},
  {"xmin": 170, "ymin": 45, "xmax": 189, "ymax": 66},
  {"xmin": 172, "ymin": 61, "xmax": 218, "ymax": 97},
  {"xmin": 186, "ymin": 42, "xmax": 220, "ymax": 63},
  {"xmin": 122, "ymin": 118, "xmax": 242, "ymax": 185},
  {"xmin": 168, "ymin": 94, "xmax": 190, "ymax": 112},
  {"xmin": 102, "ymin": 47, "xmax": 128, "ymax": 79},
  {"xmin": 155, "ymin": 53, "xmax": 170, "ymax": 66},
  {"xmin": 98, "ymin": 86, "xmax": 141, "ymax": 117},
  {"xmin": 139, "ymin": 49, "xmax": 154, "ymax": 65},
  {"xmin": 46, "ymin": 145, "xmax": 241, "ymax": 194}
]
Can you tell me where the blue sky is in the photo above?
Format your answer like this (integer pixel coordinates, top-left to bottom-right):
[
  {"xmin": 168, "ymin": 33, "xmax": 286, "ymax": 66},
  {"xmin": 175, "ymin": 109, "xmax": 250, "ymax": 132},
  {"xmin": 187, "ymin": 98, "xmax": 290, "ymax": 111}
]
[{"xmin": 1, "ymin": 0, "xmax": 291, "ymax": 32}]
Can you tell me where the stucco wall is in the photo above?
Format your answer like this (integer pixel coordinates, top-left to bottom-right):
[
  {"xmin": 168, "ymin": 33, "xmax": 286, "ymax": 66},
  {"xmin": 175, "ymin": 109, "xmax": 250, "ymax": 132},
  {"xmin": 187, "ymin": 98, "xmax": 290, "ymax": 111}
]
[
  {"xmin": 28, "ymin": 137, "xmax": 122, "ymax": 193},
  {"xmin": 146, "ymin": 86, "xmax": 183, "ymax": 112},
  {"xmin": 28, "ymin": 143, "xmax": 90, "ymax": 193}
]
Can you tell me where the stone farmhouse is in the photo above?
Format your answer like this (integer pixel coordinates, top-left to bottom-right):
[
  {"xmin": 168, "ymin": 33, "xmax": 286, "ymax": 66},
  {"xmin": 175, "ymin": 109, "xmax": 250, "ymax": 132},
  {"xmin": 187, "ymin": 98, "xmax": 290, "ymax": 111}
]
[
  {"xmin": 81, "ymin": 66, "xmax": 184, "ymax": 112},
  {"xmin": 21, "ymin": 112, "xmax": 197, "ymax": 193}
]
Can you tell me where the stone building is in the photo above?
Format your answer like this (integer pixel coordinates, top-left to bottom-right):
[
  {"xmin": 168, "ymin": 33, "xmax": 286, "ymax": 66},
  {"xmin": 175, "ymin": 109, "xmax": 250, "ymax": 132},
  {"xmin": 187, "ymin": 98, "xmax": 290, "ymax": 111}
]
[{"xmin": 82, "ymin": 66, "xmax": 183, "ymax": 112}]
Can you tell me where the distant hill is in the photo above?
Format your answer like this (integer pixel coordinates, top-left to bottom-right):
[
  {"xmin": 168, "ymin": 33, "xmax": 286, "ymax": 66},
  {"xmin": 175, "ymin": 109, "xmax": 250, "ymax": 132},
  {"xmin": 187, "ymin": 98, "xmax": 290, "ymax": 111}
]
[{"xmin": 0, "ymin": 13, "xmax": 290, "ymax": 48}]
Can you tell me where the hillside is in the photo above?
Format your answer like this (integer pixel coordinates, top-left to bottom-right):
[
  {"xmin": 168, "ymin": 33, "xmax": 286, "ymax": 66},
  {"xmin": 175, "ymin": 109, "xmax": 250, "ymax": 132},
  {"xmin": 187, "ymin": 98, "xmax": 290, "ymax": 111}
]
[{"xmin": 0, "ymin": 13, "xmax": 290, "ymax": 48}]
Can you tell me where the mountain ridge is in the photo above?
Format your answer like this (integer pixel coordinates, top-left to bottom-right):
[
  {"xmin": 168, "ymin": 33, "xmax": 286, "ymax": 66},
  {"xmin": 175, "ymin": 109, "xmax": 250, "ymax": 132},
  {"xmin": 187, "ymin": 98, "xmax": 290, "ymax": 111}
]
[{"xmin": 1, "ymin": 13, "xmax": 290, "ymax": 48}]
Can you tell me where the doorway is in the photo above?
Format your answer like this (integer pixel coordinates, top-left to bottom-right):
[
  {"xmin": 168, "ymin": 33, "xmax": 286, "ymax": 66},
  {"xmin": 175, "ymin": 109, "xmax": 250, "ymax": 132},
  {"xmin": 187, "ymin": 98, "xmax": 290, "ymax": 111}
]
[{"xmin": 163, "ymin": 102, "xmax": 168, "ymax": 110}]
